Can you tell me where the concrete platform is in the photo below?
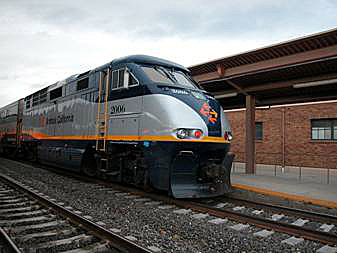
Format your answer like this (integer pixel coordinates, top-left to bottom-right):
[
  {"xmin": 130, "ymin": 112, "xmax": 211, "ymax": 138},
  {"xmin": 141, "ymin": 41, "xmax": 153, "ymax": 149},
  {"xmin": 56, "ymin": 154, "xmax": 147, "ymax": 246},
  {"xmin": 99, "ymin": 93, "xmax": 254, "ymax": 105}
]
[{"xmin": 231, "ymin": 163, "xmax": 337, "ymax": 210}]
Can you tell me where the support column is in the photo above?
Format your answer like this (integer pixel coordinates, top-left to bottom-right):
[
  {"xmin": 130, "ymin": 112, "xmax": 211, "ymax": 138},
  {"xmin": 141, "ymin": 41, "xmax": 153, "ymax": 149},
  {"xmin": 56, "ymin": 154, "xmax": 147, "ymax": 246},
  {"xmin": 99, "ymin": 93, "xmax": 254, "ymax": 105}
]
[{"xmin": 245, "ymin": 95, "xmax": 256, "ymax": 174}]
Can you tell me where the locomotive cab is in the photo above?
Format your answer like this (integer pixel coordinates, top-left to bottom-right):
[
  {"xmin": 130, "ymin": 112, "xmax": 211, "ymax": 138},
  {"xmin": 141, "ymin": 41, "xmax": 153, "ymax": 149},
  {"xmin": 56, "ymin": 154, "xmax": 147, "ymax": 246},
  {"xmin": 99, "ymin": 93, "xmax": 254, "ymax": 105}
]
[{"xmin": 115, "ymin": 58, "xmax": 235, "ymax": 198}]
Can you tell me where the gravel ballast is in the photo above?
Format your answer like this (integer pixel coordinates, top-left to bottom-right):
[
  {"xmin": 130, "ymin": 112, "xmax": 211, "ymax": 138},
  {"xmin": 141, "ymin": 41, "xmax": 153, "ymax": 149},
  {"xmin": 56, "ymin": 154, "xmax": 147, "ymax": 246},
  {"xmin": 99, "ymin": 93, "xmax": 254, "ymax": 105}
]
[{"xmin": 0, "ymin": 158, "xmax": 332, "ymax": 253}]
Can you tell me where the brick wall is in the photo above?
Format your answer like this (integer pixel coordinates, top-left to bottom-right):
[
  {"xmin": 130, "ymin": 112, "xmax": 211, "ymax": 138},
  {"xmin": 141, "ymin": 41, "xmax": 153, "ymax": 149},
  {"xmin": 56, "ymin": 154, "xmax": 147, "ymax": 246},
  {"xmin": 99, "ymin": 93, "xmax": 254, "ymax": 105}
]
[{"xmin": 226, "ymin": 101, "xmax": 337, "ymax": 168}]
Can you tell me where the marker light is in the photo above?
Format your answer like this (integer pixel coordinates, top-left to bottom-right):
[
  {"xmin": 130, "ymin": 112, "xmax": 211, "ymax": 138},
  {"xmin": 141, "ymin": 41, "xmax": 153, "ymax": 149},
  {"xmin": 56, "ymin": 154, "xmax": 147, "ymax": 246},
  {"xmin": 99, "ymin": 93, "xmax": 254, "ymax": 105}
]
[{"xmin": 194, "ymin": 130, "xmax": 202, "ymax": 138}]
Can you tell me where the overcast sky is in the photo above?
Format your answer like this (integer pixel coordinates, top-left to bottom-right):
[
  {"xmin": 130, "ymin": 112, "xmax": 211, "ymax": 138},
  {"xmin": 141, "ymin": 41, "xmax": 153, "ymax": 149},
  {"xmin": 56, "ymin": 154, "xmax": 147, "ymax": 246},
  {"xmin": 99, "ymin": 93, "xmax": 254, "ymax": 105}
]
[{"xmin": 1, "ymin": 0, "xmax": 336, "ymax": 107}]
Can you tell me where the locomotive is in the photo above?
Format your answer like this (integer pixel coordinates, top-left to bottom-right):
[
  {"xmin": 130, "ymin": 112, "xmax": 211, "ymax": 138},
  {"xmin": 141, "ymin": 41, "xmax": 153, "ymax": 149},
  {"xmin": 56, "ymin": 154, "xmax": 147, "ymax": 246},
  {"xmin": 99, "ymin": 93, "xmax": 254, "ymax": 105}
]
[{"xmin": 0, "ymin": 55, "xmax": 234, "ymax": 198}]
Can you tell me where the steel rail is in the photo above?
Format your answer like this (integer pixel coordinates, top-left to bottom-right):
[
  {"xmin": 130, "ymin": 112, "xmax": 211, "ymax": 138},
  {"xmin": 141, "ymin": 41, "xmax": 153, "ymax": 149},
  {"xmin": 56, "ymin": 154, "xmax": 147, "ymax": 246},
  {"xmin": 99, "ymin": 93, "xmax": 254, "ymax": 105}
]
[
  {"xmin": 0, "ymin": 227, "xmax": 22, "ymax": 253},
  {"xmin": 0, "ymin": 173, "xmax": 152, "ymax": 253},
  {"xmin": 224, "ymin": 196, "xmax": 337, "ymax": 225},
  {"xmin": 88, "ymin": 178, "xmax": 337, "ymax": 246},
  {"xmin": 185, "ymin": 201, "xmax": 337, "ymax": 246}
]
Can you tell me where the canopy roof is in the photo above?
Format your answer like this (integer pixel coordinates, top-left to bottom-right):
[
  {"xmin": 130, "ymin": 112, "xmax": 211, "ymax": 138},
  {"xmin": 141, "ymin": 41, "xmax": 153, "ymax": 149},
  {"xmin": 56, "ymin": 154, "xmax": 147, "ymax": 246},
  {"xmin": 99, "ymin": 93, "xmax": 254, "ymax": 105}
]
[{"xmin": 189, "ymin": 28, "xmax": 337, "ymax": 109}]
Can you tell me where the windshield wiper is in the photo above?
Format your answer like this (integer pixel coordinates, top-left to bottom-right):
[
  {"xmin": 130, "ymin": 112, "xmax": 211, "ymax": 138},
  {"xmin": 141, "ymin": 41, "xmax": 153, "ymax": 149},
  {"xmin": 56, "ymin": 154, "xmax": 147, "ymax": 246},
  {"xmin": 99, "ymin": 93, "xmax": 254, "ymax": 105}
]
[{"xmin": 156, "ymin": 66, "xmax": 177, "ymax": 83}]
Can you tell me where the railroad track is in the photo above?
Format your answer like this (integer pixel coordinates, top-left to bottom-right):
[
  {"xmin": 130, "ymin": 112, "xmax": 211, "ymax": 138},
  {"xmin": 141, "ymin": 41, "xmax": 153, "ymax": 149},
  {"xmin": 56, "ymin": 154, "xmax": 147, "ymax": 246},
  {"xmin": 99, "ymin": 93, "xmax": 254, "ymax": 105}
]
[
  {"xmin": 1, "ymin": 158, "xmax": 337, "ymax": 252},
  {"xmin": 65, "ymin": 171, "xmax": 337, "ymax": 247},
  {"xmin": 188, "ymin": 198, "xmax": 337, "ymax": 246},
  {"xmin": 119, "ymin": 191, "xmax": 337, "ymax": 247},
  {"xmin": 40, "ymin": 163, "xmax": 337, "ymax": 247},
  {"xmin": 0, "ymin": 174, "xmax": 151, "ymax": 253},
  {"xmin": 220, "ymin": 196, "xmax": 337, "ymax": 226}
]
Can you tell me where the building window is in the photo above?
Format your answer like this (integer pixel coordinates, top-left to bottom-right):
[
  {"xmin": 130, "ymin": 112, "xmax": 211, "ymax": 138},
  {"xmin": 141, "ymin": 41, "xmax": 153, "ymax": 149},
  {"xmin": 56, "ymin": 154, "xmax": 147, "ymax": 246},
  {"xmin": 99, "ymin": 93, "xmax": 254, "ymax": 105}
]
[
  {"xmin": 311, "ymin": 119, "xmax": 337, "ymax": 140},
  {"xmin": 256, "ymin": 122, "xmax": 263, "ymax": 140}
]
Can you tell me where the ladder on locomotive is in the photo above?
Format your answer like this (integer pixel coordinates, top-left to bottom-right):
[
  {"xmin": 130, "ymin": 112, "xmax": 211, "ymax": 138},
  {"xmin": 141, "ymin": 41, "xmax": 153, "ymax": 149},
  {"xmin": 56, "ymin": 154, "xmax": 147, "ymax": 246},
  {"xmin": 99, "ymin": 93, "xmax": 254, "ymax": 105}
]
[{"xmin": 95, "ymin": 69, "xmax": 110, "ymax": 152}]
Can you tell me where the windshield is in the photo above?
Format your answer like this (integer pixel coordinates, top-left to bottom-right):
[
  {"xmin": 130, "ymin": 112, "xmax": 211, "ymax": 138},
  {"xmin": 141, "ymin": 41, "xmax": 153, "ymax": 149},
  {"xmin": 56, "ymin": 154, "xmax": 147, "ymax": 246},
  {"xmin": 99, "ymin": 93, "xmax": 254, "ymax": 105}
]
[
  {"xmin": 141, "ymin": 66, "xmax": 197, "ymax": 88},
  {"xmin": 142, "ymin": 66, "xmax": 174, "ymax": 84}
]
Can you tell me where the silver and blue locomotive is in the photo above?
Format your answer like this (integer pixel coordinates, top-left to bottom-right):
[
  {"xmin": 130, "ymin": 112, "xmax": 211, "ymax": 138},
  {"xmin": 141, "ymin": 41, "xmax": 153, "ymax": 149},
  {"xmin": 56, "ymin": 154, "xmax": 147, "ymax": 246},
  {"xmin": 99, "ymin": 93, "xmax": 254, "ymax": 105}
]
[{"xmin": 0, "ymin": 55, "xmax": 234, "ymax": 198}]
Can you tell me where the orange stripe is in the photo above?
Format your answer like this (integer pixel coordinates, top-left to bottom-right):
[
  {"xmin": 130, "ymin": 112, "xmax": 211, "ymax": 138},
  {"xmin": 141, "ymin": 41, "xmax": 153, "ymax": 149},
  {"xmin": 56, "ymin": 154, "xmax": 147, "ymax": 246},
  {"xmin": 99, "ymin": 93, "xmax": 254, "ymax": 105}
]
[
  {"xmin": 233, "ymin": 183, "xmax": 337, "ymax": 209},
  {"xmin": 139, "ymin": 135, "xmax": 229, "ymax": 143},
  {"xmin": 24, "ymin": 132, "xmax": 230, "ymax": 143},
  {"xmin": 0, "ymin": 131, "xmax": 16, "ymax": 135}
]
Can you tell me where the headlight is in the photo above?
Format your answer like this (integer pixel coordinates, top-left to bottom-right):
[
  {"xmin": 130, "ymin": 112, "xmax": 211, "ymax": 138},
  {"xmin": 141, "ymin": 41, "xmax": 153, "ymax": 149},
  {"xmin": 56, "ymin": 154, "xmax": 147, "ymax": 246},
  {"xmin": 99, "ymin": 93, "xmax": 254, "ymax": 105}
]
[
  {"xmin": 176, "ymin": 129, "xmax": 203, "ymax": 139},
  {"xmin": 176, "ymin": 129, "xmax": 189, "ymax": 139}
]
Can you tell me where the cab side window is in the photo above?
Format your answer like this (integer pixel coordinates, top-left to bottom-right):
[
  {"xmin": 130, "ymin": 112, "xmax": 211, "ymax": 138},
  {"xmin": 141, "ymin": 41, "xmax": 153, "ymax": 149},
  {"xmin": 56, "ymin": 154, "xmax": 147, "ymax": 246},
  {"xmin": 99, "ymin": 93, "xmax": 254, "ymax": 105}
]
[{"xmin": 110, "ymin": 68, "xmax": 139, "ymax": 90}]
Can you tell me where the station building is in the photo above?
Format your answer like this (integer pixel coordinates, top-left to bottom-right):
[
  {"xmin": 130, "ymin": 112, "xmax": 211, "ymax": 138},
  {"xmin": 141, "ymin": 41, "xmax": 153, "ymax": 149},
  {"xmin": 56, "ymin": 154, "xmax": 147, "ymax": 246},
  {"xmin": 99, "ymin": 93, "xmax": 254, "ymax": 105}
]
[
  {"xmin": 226, "ymin": 100, "xmax": 337, "ymax": 169},
  {"xmin": 189, "ymin": 28, "xmax": 337, "ymax": 172}
]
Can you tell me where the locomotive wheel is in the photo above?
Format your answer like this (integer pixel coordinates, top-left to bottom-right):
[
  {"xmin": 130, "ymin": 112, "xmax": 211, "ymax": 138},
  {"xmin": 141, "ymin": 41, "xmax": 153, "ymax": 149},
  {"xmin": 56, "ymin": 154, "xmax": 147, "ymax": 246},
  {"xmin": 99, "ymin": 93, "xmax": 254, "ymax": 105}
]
[
  {"xmin": 81, "ymin": 154, "xmax": 97, "ymax": 177},
  {"xmin": 142, "ymin": 170, "xmax": 153, "ymax": 192},
  {"xmin": 26, "ymin": 145, "xmax": 37, "ymax": 162},
  {"xmin": 82, "ymin": 162, "xmax": 97, "ymax": 177},
  {"xmin": 81, "ymin": 147, "xmax": 97, "ymax": 177}
]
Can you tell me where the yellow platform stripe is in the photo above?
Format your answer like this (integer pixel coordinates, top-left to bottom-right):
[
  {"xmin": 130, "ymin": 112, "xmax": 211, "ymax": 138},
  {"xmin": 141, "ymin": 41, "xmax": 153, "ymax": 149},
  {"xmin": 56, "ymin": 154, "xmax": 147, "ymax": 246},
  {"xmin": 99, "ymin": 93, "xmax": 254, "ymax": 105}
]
[{"xmin": 232, "ymin": 183, "xmax": 337, "ymax": 209}]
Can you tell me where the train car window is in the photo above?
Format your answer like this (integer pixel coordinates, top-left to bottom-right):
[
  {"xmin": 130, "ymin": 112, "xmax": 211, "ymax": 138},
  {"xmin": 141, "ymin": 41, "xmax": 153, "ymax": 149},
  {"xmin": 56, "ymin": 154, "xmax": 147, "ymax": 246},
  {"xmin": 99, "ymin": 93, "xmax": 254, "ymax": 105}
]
[
  {"xmin": 32, "ymin": 94, "xmax": 39, "ymax": 107},
  {"xmin": 110, "ymin": 68, "xmax": 137, "ymax": 90},
  {"xmin": 141, "ymin": 66, "xmax": 174, "ymax": 84},
  {"xmin": 118, "ymin": 69, "xmax": 124, "ymax": 88},
  {"xmin": 112, "ymin": 71, "xmax": 119, "ymax": 89},
  {"xmin": 25, "ymin": 100, "xmax": 31, "ymax": 109},
  {"xmin": 127, "ymin": 70, "xmax": 139, "ymax": 87},
  {"xmin": 50, "ymin": 87, "xmax": 63, "ymax": 100},
  {"xmin": 32, "ymin": 88, "xmax": 48, "ymax": 107},
  {"xmin": 77, "ymin": 78, "xmax": 89, "ymax": 91},
  {"xmin": 24, "ymin": 95, "xmax": 32, "ymax": 109}
]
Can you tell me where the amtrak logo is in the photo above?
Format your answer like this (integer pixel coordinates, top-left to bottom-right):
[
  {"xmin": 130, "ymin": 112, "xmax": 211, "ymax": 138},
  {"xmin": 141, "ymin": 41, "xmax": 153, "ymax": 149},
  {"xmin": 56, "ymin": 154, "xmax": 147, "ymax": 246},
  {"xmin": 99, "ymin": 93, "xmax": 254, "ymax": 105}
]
[{"xmin": 199, "ymin": 102, "xmax": 218, "ymax": 125}]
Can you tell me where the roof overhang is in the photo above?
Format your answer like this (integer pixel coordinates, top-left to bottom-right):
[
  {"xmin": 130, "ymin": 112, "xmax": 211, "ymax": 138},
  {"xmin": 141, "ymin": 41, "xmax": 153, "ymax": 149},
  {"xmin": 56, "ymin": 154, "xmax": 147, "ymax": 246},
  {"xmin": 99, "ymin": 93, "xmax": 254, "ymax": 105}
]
[{"xmin": 189, "ymin": 28, "xmax": 337, "ymax": 109}]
